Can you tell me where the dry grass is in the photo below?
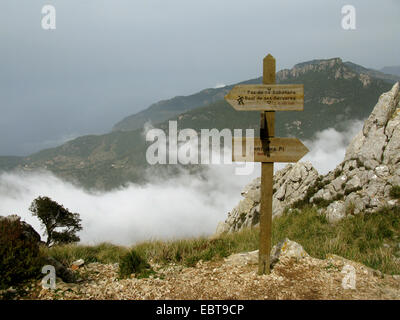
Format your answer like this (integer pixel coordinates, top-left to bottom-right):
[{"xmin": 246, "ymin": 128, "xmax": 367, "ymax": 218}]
[
  {"xmin": 41, "ymin": 242, "xmax": 129, "ymax": 266},
  {"xmin": 272, "ymin": 205, "xmax": 400, "ymax": 275},
  {"xmin": 43, "ymin": 205, "xmax": 400, "ymax": 275},
  {"xmin": 134, "ymin": 227, "xmax": 259, "ymax": 267}
]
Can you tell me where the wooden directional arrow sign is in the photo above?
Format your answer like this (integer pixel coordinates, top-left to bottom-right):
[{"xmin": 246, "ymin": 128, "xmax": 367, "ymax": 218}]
[
  {"xmin": 225, "ymin": 84, "xmax": 304, "ymax": 111},
  {"xmin": 228, "ymin": 54, "xmax": 307, "ymax": 275},
  {"xmin": 232, "ymin": 137, "xmax": 309, "ymax": 163}
]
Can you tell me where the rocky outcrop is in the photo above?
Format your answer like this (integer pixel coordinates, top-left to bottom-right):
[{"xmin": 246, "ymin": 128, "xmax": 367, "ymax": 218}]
[
  {"xmin": 0, "ymin": 214, "xmax": 42, "ymax": 244},
  {"xmin": 272, "ymin": 162, "xmax": 319, "ymax": 218},
  {"xmin": 216, "ymin": 162, "xmax": 319, "ymax": 234},
  {"xmin": 217, "ymin": 82, "xmax": 400, "ymax": 232},
  {"xmin": 310, "ymin": 82, "xmax": 400, "ymax": 221},
  {"xmin": 277, "ymin": 57, "xmax": 373, "ymax": 87}
]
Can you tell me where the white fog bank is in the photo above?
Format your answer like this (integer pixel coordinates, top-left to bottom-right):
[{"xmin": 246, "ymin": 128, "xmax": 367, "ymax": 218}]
[{"xmin": 0, "ymin": 121, "xmax": 364, "ymax": 245}]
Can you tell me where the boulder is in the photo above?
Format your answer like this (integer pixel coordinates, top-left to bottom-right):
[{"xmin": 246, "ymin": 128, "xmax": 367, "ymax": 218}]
[
  {"xmin": 71, "ymin": 259, "xmax": 85, "ymax": 270},
  {"xmin": 326, "ymin": 201, "xmax": 346, "ymax": 223},
  {"xmin": 42, "ymin": 257, "xmax": 77, "ymax": 283},
  {"xmin": 224, "ymin": 239, "xmax": 308, "ymax": 268},
  {"xmin": 224, "ymin": 250, "xmax": 258, "ymax": 266},
  {"xmin": 270, "ymin": 238, "xmax": 309, "ymax": 267},
  {"xmin": 0, "ymin": 215, "xmax": 42, "ymax": 244}
]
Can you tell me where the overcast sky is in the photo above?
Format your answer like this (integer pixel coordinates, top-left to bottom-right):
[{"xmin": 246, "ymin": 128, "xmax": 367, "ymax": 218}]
[{"xmin": 0, "ymin": 0, "xmax": 399, "ymax": 156}]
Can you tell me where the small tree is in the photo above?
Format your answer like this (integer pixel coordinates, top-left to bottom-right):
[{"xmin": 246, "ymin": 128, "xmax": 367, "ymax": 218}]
[{"xmin": 29, "ymin": 196, "xmax": 82, "ymax": 246}]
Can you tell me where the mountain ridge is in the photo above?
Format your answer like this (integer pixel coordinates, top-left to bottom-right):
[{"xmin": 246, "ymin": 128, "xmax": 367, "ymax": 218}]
[
  {"xmin": 113, "ymin": 58, "xmax": 400, "ymax": 132},
  {"xmin": 0, "ymin": 57, "xmax": 398, "ymax": 190},
  {"xmin": 381, "ymin": 66, "xmax": 400, "ymax": 77}
]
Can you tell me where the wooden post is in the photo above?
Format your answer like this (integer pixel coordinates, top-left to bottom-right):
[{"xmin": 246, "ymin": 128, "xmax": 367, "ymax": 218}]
[
  {"xmin": 225, "ymin": 54, "xmax": 307, "ymax": 273},
  {"xmin": 258, "ymin": 54, "xmax": 276, "ymax": 275}
]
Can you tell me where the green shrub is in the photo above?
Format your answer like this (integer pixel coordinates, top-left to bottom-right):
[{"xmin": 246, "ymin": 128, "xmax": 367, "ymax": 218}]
[
  {"xmin": 118, "ymin": 249, "xmax": 154, "ymax": 279},
  {"xmin": 312, "ymin": 197, "xmax": 332, "ymax": 208},
  {"xmin": 291, "ymin": 186, "xmax": 317, "ymax": 209},
  {"xmin": 291, "ymin": 175, "xmax": 330, "ymax": 209},
  {"xmin": 334, "ymin": 169, "xmax": 342, "ymax": 178},
  {"xmin": 0, "ymin": 219, "xmax": 43, "ymax": 289},
  {"xmin": 390, "ymin": 186, "xmax": 400, "ymax": 199},
  {"xmin": 344, "ymin": 186, "xmax": 362, "ymax": 196},
  {"xmin": 309, "ymin": 193, "xmax": 344, "ymax": 209}
]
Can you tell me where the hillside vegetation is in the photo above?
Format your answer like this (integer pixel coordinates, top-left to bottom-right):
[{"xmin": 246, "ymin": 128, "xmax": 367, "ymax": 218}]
[{"xmin": 43, "ymin": 205, "xmax": 400, "ymax": 276}]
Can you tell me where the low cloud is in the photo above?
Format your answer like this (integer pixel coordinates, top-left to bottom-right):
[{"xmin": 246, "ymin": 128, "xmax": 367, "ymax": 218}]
[
  {"xmin": 214, "ymin": 83, "xmax": 226, "ymax": 89},
  {"xmin": 274, "ymin": 120, "xmax": 364, "ymax": 175},
  {"xmin": 301, "ymin": 120, "xmax": 364, "ymax": 175},
  {"xmin": 0, "ymin": 120, "xmax": 364, "ymax": 245},
  {"xmin": 0, "ymin": 165, "xmax": 258, "ymax": 246}
]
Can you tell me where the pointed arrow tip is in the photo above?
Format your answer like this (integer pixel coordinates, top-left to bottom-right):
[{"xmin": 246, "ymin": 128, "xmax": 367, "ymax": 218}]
[{"xmin": 302, "ymin": 146, "xmax": 310, "ymax": 159}]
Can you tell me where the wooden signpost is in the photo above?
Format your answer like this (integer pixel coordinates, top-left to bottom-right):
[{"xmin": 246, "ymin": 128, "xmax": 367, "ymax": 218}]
[
  {"xmin": 225, "ymin": 84, "xmax": 304, "ymax": 111},
  {"xmin": 232, "ymin": 137, "xmax": 309, "ymax": 163},
  {"xmin": 225, "ymin": 54, "xmax": 309, "ymax": 275}
]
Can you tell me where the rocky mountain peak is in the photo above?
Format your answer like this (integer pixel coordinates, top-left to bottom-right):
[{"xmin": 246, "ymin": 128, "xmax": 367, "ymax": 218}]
[
  {"xmin": 294, "ymin": 57, "xmax": 343, "ymax": 68},
  {"xmin": 278, "ymin": 57, "xmax": 343, "ymax": 78},
  {"xmin": 316, "ymin": 81, "xmax": 400, "ymax": 221},
  {"xmin": 277, "ymin": 57, "xmax": 374, "ymax": 87},
  {"xmin": 345, "ymin": 82, "xmax": 400, "ymax": 167}
]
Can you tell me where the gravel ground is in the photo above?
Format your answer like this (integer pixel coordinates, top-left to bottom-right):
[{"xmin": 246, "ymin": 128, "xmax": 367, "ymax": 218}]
[{"xmin": 14, "ymin": 254, "xmax": 400, "ymax": 300}]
